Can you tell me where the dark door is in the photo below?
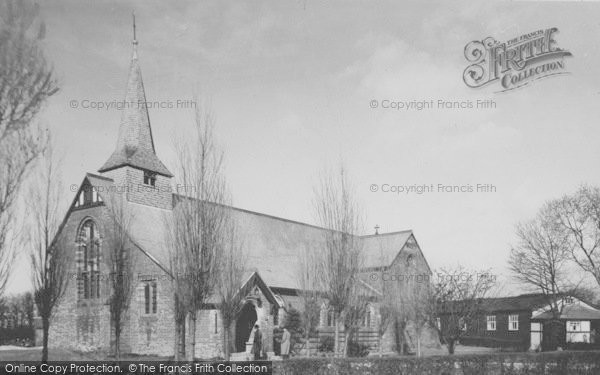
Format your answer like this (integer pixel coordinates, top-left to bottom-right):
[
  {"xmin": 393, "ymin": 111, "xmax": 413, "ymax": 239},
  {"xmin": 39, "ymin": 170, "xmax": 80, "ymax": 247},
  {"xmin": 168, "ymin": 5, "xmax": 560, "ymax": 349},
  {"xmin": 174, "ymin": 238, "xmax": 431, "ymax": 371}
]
[{"xmin": 235, "ymin": 303, "xmax": 257, "ymax": 352}]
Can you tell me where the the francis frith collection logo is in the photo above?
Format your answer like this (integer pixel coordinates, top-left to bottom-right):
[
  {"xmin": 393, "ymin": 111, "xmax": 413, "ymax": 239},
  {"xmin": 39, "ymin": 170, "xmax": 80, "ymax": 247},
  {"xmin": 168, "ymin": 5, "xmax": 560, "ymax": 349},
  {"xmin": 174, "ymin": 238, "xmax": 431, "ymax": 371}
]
[{"xmin": 463, "ymin": 28, "xmax": 572, "ymax": 92}]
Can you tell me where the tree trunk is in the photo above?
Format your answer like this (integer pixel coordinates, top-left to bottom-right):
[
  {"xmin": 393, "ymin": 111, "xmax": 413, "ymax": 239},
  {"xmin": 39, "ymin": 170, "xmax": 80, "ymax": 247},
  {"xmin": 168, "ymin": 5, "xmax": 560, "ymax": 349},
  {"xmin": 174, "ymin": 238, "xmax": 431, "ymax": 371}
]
[
  {"xmin": 115, "ymin": 328, "xmax": 121, "ymax": 361},
  {"xmin": 114, "ymin": 317, "xmax": 121, "ymax": 361},
  {"xmin": 41, "ymin": 316, "xmax": 49, "ymax": 363},
  {"xmin": 379, "ymin": 334, "xmax": 383, "ymax": 357},
  {"xmin": 181, "ymin": 319, "xmax": 186, "ymax": 358},
  {"xmin": 447, "ymin": 339, "xmax": 455, "ymax": 355},
  {"xmin": 174, "ymin": 318, "xmax": 186, "ymax": 361},
  {"xmin": 223, "ymin": 319, "xmax": 230, "ymax": 361},
  {"xmin": 417, "ymin": 335, "xmax": 421, "ymax": 357},
  {"xmin": 334, "ymin": 317, "xmax": 340, "ymax": 357},
  {"xmin": 174, "ymin": 320, "xmax": 180, "ymax": 361},
  {"xmin": 189, "ymin": 313, "xmax": 197, "ymax": 361},
  {"xmin": 343, "ymin": 328, "xmax": 352, "ymax": 357},
  {"xmin": 305, "ymin": 323, "xmax": 311, "ymax": 358},
  {"xmin": 394, "ymin": 319, "xmax": 404, "ymax": 355}
]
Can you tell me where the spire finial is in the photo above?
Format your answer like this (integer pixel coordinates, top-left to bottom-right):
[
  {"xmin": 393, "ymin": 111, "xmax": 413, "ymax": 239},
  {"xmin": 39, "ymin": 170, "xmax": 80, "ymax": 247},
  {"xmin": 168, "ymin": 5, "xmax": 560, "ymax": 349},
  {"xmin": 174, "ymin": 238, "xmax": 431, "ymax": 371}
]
[
  {"xmin": 132, "ymin": 11, "xmax": 137, "ymax": 42},
  {"xmin": 132, "ymin": 11, "xmax": 138, "ymax": 58}
]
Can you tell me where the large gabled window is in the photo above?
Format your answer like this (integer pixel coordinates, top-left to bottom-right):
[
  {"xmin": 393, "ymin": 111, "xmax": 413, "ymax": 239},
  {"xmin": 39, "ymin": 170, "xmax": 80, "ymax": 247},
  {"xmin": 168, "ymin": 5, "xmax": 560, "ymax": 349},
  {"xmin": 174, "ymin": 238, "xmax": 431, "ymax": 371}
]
[{"xmin": 76, "ymin": 220, "xmax": 101, "ymax": 300}]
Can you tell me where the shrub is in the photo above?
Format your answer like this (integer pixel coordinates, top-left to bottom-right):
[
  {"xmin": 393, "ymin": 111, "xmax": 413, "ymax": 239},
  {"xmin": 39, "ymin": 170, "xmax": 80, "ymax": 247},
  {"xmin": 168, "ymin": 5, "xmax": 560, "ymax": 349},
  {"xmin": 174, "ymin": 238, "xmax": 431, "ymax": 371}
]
[
  {"xmin": 0, "ymin": 326, "xmax": 34, "ymax": 345},
  {"xmin": 272, "ymin": 351, "xmax": 600, "ymax": 375},
  {"xmin": 318, "ymin": 336, "xmax": 334, "ymax": 353},
  {"xmin": 347, "ymin": 340, "xmax": 369, "ymax": 357}
]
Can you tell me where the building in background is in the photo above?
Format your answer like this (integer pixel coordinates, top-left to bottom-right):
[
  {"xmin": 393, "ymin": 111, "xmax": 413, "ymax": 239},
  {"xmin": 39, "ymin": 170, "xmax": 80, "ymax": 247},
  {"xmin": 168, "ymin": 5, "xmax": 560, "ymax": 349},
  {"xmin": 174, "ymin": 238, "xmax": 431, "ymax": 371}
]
[{"xmin": 441, "ymin": 294, "xmax": 600, "ymax": 351}]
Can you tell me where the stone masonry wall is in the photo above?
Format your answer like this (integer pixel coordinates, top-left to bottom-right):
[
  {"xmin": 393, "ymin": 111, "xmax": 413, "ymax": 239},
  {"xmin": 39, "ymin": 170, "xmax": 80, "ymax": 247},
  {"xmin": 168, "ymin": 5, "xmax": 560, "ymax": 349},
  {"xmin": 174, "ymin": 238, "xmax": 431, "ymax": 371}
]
[
  {"xmin": 50, "ymin": 195, "xmax": 175, "ymax": 357},
  {"xmin": 102, "ymin": 167, "xmax": 172, "ymax": 210}
]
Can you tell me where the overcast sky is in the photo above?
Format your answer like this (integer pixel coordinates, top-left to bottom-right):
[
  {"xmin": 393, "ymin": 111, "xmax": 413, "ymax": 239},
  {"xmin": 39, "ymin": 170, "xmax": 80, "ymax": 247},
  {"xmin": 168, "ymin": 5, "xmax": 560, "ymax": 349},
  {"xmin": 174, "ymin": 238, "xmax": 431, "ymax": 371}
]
[{"xmin": 6, "ymin": 0, "xmax": 600, "ymax": 294}]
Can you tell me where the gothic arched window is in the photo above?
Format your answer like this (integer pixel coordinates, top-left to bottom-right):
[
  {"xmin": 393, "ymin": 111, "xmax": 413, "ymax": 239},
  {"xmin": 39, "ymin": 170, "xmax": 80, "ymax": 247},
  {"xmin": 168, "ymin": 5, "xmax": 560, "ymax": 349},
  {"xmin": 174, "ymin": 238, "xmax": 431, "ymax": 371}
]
[
  {"xmin": 76, "ymin": 220, "xmax": 101, "ymax": 300},
  {"xmin": 363, "ymin": 304, "xmax": 372, "ymax": 328}
]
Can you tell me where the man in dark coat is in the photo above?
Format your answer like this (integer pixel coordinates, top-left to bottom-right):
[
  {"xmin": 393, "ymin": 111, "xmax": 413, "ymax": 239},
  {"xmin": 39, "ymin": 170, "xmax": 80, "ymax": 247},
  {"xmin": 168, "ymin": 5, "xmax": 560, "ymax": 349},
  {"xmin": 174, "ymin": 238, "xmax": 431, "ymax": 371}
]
[{"xmin": 252, "ymin": 324, "xmax": 263, "ymax": 360}]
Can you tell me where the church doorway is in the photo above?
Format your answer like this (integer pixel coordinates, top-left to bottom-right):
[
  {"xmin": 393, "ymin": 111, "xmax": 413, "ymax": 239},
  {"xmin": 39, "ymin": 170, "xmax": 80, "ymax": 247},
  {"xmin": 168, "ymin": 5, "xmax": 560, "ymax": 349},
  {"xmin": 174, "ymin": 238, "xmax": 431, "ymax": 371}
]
[{"xmin": 235, "ymin": 302, "xmax": 257, "ymax": 352}]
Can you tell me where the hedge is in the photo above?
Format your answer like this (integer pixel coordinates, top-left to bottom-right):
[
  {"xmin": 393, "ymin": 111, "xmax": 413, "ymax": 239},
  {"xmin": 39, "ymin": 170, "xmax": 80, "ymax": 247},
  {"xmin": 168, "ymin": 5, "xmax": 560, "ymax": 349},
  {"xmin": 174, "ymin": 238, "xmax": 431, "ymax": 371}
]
[
  {"xmin": 0, "ymin": 326, "xmax": 34, "ymax": 345},
  {"xmin": 272, "ymin": 351, "xmax": 600, "ymax": 375}
]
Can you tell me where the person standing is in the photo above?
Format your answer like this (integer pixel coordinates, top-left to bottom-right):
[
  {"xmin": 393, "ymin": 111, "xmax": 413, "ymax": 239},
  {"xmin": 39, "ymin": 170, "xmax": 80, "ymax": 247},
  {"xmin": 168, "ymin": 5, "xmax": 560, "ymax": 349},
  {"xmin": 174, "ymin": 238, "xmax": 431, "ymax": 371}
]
[
  {"xmin": 252, "ymin": 324, "xmax": 263, "ymax": 360},
  {"xmin": 280, "ymin": 328, "xmax": 291, "ymax": 359}
]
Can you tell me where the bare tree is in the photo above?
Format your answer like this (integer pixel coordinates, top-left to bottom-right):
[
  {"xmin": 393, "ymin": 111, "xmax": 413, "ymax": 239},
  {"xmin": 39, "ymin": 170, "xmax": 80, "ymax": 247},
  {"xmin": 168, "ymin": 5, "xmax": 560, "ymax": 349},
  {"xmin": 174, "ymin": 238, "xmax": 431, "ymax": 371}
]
[
  {"xmin": 375, "ymin": 301, "xmax": 394, "ymax": 357},
  {"xmin": 392, "ymin": 276, "xmax": 431, "ymax": 357},
  {"xmin": 553, "ymin": 185, "xmax": 600, "ymax": 288},
  {"xmin": 295, "ymin": 244, "xmax": 321, "ymax": 357},
  {"xmin": 0, "ymin": 0, "xmax": 58, "ymax": 297},
  {"xmin": 28, "ymin": 140, "xmax": 70, "ymax": 362},
  {"xmin": 313, "ymin": 165, "xmax": 364, "ymax": 357},
  {"xmin": 509, "ymin": 203, "xmax": 574, "ymax": 350},
  {"xmin": 167, "ymin": 105, "xmax": 228, "ymax": 360},
  {"xmin": 372, "ymin": 243, "xmax": 403, "ymax": 356},
  {"xmin": 104, "ymin": 192, "xmax": 134, "ymax": 360},
  {"xmin": 341, "ymin": 287, "xmax": 368, "ymax": 356},
  {"xmin": 216, "ymin": 222, "xmax": 246, "ymax": 361},
  {"xmin": 424, "ymin": 266, "xmax": 495, "ymax": 354}
]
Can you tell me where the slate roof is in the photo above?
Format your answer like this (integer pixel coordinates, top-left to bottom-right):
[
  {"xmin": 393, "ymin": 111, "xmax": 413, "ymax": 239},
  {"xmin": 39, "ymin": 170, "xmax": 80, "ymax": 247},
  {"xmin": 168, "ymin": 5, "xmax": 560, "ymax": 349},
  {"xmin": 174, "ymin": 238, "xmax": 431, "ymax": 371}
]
[
  {"xmin": 84, "ymin": 174, "xmax": 423, "ymax": 291},
  {"xmin": 361, "ymin": 230, "xmax": 415, "ymax": 268},
  {"xmin": 478, "ymin": 294, "xmax": 551, "ymax": 312},
  {"xmin": 533, "ymin": 302, "xmax": 600, "ymax": 320},
  {"xmin": 98, "ymin": 44, "xmax": 172, "ymax": 177}
]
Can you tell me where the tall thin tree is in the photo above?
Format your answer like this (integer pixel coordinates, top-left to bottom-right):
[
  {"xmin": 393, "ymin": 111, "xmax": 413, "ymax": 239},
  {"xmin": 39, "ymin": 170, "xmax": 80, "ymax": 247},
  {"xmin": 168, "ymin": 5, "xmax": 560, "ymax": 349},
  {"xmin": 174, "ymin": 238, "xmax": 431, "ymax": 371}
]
[
  {"xmin": 105, "ymin": 191, "xmax": 134, "ymax": 360},
  {"xmin": 0, "ymin": 0, "xmax": 58, "ymax": 297},
  {"xmin": 28, "ymin": 139, "xmax": 69, "ymax": 362},
  {"xmin": 296, "ymin": 243, "xmax": 321, "ymax": 357},
  {"xmin": 167, "ymin": 105, "xmax": 228, "ymax": 360},
  {"xmin": 217, "ymin": 222, "xmax": 246, "ymax": 360},
  {"xmin": 313, "ymin": 165, "xmax": 364, "ymax": 357}
]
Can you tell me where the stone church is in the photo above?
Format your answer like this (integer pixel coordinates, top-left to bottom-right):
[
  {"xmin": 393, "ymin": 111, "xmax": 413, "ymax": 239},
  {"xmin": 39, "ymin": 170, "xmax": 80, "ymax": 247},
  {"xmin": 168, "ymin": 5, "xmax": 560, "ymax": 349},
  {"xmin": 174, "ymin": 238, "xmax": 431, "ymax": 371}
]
[{"xmin": 49, "ymin": 31, "xmax": 433, "ymax": 359}]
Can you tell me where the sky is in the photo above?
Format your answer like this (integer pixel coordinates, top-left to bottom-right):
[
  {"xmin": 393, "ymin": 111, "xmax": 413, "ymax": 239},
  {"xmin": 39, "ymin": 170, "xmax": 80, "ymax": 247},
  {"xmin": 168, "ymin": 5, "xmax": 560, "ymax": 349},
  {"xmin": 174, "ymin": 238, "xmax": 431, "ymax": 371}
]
[{"xmin": 6, "ymin": 0, "xmax": 600, "ymax": 294}]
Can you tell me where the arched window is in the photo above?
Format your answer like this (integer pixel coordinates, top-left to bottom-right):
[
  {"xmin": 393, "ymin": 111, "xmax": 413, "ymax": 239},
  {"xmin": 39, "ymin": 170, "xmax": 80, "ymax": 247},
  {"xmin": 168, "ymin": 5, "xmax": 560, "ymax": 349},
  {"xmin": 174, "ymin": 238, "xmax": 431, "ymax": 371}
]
[
  {"xmin": 76, "ymin": 220, "xmax": 101, "ymax": 300},
  {"xmin": 327, "ymin": 309, "xmax": 336, "ymax": 327},
  {"xmin": 363, "ymin": 304, "xmax": 372, "ymax": 328}
]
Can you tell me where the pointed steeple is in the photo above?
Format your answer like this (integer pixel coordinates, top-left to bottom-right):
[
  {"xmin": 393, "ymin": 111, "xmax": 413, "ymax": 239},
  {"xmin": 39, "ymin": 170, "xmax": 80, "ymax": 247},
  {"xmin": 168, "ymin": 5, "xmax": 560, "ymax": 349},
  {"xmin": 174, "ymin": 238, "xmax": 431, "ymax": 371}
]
[{"xmin": 99, "ymin": 14, "xmax": 172, "ymax": 177}]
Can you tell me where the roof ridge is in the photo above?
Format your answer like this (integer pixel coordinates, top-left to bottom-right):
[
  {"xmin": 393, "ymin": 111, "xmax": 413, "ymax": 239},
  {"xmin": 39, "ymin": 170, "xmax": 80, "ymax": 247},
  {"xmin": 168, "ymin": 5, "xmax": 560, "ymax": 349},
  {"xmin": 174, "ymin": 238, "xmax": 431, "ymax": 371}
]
[
  {"xmin": 360, "ymin": 230, "xmax": 413, "ymax": 238},
  {"xmin": 85, "ymin": 172, "xmax": 114, "ymax": 182},
  {"xmin": 173, "ymin": 193, "xmax": 412, "ymax": 236}
]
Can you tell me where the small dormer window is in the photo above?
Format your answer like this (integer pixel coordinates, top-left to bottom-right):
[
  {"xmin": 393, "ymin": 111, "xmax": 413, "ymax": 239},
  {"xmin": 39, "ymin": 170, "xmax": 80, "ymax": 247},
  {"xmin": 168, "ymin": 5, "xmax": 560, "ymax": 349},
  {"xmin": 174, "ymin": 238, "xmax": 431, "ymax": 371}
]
[
  {"xmin": 564, "ymin": 297, "xmax": 574, "ymax": 304},
  {"xmin": 143, "ymin": 171, "xmax": 156, "ymax": 187}
]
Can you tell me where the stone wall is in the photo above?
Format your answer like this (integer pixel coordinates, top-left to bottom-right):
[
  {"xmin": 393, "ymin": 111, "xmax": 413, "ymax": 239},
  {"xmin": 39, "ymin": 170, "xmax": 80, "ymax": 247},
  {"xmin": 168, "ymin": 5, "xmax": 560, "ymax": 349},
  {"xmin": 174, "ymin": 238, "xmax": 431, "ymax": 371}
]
[
  {"xmin": 49, "ymin": 205, "xmax": 110, "ymax": 353},
  {"xmin": 49, "ymin": 198, "xmax": 175, "ymax": 357},
  {"xmin": 102, "ymin": 167, "xmax": 172, "ymax": 210}
]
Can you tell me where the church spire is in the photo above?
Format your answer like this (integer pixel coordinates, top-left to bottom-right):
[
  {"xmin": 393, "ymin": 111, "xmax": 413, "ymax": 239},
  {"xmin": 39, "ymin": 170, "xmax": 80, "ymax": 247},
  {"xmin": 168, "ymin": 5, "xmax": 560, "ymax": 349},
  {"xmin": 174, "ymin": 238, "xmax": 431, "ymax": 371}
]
[{"xmin": 98, "ymin": 15, "xmax": 172, "ymax": 177}]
